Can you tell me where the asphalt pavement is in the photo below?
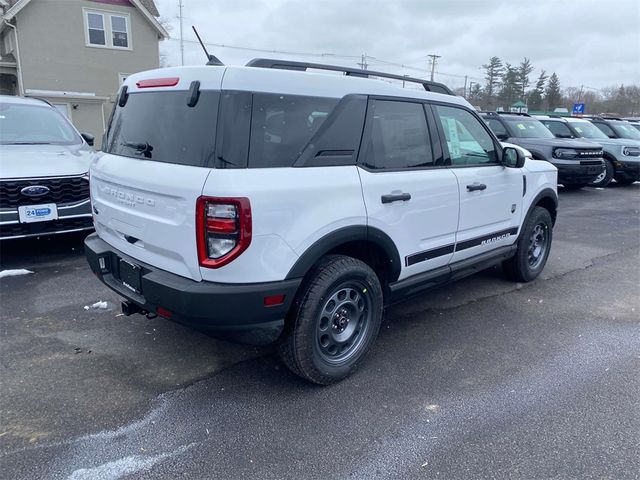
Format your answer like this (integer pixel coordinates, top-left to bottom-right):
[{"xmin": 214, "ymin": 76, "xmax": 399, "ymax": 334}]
[{"xmin": 1, "ymin": 183, "xmax": 639, "ymax": 479}]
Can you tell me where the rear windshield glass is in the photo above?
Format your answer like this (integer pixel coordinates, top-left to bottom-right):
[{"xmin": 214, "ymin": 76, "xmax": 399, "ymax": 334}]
[
  {"xmin": 103, "ymin": 91, "xmax": 219, "ymax": 166},
  {"xmin": 249, "ymin": 93, "xmax": 338, "ymax": 168},
  {"xmin": 0, "ymin": 103, "xmax": 81, "ymax": 145}
]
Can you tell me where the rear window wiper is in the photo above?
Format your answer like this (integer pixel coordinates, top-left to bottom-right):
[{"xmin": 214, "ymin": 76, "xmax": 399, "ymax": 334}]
[
  {"xmin": 121, "ymin": 140, "xmax": 153, "ymax": 158},
  {"xmin": 4, "ymin": 141, "xmax": 53, "ymax": 145}
]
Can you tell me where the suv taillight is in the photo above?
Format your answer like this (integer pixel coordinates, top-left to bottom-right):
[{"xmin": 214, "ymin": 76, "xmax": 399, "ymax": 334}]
[{"xmin": 196, "ymin": 196, "xmax": 252, "ymax": 268}]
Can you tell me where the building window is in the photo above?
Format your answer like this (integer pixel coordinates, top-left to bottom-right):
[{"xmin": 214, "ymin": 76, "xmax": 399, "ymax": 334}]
[
  {"xmin": 84, "ymin": 9, "xmax": 131, "ymax": 50},
  {"xmin": 87, "ymin": 12, "xmax": 106, "ymax": 46},
  {"xmin": 111, "ymin": 16, "xmax": 129, "ymax": 48},
  {"xmin": 118, "ymin": 73, "xmax": 130, "ymax": 86}
]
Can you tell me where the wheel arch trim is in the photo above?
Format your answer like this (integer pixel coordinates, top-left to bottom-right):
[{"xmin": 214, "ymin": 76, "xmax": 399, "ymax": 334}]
[
  {"xmin": 525, "ymin": 187, "xmax": 558, "ymax": 227},
  {"xmin": 285, "ymin": 226, "xmax": 402, "ymax": 282}
]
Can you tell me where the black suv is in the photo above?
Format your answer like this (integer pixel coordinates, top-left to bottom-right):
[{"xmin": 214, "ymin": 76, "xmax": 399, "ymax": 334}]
[
  {"xmin": 482, "ymin": 112, "xmax": 604, "ymax": 190},
  {"xmin": 586, "ymin": 116, "xmax": 640, "ymax": 141}
]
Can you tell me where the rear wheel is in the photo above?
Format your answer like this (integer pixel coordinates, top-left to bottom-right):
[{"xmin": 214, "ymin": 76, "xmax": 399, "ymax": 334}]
[
  {"xmin": 278, "ymin": 255, "xmax": 383, "ymax": 385},
  {"xmin": 589, "ymin": 160, "xmax": 613, "ymax": 187},
  {"xmin": 503, "ymin": 206, "xmax": 553, "ymax": 282}
]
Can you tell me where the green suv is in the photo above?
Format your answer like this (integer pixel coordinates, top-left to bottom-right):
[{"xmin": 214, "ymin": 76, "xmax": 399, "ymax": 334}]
[{"xmin": 536, "ymin": 116, "xmax": 640, "ymax": 187}]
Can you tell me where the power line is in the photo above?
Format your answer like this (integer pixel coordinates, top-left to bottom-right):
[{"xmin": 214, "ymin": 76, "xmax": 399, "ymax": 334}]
[{"xmin": 165, "ymin": 37, "xmax": 482, "ymax": 85}]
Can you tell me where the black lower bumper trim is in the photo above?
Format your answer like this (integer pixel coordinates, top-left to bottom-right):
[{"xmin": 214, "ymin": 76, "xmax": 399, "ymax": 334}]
[
  {"xmin": 85, "ymin": 233, "xmax": 302, "ymax": 345},
  {"xmin": 555, "ymin": 162, "xmax": 604, "ymax": 185}
]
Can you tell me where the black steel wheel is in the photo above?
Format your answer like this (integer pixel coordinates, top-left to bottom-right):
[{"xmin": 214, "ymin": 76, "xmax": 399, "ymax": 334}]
[
  {"xmin": 503, "ymin": 206, "xmax": 553, "ymax": 282},
  {"xmin": 278, "ymin": 255, "xmax": 383, "ymax": 385}
]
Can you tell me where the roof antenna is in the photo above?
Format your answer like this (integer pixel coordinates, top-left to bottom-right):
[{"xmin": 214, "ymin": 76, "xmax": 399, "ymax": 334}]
[{"xmin": 192, "ymin": 26, "xmax": 224, "ymax": 66}]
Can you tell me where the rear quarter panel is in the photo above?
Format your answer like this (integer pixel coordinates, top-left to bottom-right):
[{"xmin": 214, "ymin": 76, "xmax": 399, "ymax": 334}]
[{"xmin": 200, "ymin": 166, "xmax": 367, "ymax": 283}]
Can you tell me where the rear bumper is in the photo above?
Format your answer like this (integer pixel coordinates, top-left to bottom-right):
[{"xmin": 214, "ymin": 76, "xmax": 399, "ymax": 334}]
[
  {"xmin": 553, "ymin": 160, "xmax": 604, "ymax": 185},
  {"xmin": 85, "ymin": 233, "xmax": 301, "ymax": 345}
]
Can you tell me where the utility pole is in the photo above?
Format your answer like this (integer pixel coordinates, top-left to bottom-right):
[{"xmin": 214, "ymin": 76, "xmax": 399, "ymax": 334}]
[
  {"xmin": 357, "ymin": 53, "xmax": 368, "ymax": 70},
  {"xmin": 427, "ymin": 54, "xmax": 441, "ymax": 81},
  {"xmin": 178, "ymin": 0, "xmax": 184, "ymax": 66},
  {"xmin": 463, "ymin": 75, "xmax": 468, "ymax": 98},
  {"xmin": 578, "ymin": 84, "xmax": 584, "ymax": 102}
]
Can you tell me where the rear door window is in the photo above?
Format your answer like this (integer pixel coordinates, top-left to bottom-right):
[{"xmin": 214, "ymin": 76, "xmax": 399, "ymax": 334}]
[
  {"xmin": 248, "ymin": 94, "xmax": 338, "ymax": 168},
  {"xmin": 104, "ymin": 91, "xmax": 219, "ymax": 166}
]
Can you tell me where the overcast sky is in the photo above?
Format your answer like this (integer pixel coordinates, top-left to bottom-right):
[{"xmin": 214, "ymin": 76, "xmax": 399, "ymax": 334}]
[{"xmin": 155, "ymin": 0, "xmax": 640, "ymax": 91}]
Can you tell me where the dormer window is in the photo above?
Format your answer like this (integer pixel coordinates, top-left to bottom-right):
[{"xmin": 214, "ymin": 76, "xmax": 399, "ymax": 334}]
[{"xmin": 84, "ymin": 9, "xmax": 131, "ymax": 50}]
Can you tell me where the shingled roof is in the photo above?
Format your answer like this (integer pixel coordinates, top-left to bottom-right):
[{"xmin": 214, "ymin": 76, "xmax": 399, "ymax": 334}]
[{"xmin": 7, "ymin": 0, "xmax": 159, "ymax": 17}]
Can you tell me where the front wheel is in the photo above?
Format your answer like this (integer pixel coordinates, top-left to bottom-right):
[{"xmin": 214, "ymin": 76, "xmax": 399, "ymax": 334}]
[
  {"xmin": 278, "ymin": 255, "xmax": 383, "ymax": 385},
  {"xmin": 503, "ymin": 206, "xmax": 553, "ymax": 282},
  {"xmin": 589, "ymin": 160, "xmax": 614, "ymax": 187}
]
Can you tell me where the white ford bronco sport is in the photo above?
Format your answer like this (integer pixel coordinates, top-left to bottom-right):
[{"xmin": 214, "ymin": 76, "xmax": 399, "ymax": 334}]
[{"xmin": 85, "ymin": 59, "xmax": 558, "ymax": 384}]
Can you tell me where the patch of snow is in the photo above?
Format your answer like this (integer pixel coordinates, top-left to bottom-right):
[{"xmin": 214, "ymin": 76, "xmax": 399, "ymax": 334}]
[
  {"xmin": 0, "ymin": 269, "xmax": 33, "ymax": 279},
  {"xmin": 67, "ymin": 444, "xmax": 193, "ymax": 480},
  {"xmin": 84, "ymin": 301, "xmax": 109, "ymax": 311}
]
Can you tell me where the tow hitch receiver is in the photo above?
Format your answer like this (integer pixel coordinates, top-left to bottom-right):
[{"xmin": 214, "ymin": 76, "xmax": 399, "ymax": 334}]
[{"xmin": 121, "ymin": 300, "xmax": 146, "ymax": 316}]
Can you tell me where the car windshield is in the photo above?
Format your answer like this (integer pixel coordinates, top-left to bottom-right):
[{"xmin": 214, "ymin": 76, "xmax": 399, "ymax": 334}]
[
  {"xmin": 0, "ymin": 102, "xmax": 82, "ymax": 145},
  {"xmin": 611, "ymin": 121, "xmax": 640, "ymax": 140},
  {"xmin": 506, "ymin": 119, "xmax": 555, "ymax": 139},
  {"xmin": 568, "ymin": 121, "xmax": 609, "ymax": 139}
]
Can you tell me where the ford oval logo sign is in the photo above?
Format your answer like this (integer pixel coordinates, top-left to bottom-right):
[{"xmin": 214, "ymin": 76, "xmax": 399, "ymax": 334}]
[{"xmin": 20, "ymin": 185, "xmax": 50, "ymax": 197}]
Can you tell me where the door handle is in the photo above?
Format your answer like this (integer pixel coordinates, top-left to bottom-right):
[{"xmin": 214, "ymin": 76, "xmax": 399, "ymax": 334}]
[
  {"xmin": 381, "ymin": 192, "xmax": 412, "ymax": 204},
  {"xmin": 466, "ymin": 183, "xmax": 487, "ymax": 192}
]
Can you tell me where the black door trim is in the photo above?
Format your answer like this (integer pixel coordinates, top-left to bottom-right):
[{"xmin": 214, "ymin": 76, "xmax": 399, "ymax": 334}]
[{"xmin": 404, "ymin": 227, "xmax": 518, "ymax": 267}]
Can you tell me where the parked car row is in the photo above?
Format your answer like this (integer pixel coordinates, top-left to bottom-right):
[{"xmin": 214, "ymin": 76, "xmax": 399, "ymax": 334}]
[{"xmin": 481, "ymin": 111, "xmax": 640, "ymax": 188}]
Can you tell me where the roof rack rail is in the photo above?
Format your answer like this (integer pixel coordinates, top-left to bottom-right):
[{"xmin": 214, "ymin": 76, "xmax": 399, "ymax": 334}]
[
  {"xmin": 245, "ymin": 58, "xmax": 454, "ymax": 96},
  {"xmin": 496, "ymin": 111, "xmax": 531, "ymax": 117},
  {"xmin": 583, "ymin": 115, "xmax": 624, "ymax": 121}
]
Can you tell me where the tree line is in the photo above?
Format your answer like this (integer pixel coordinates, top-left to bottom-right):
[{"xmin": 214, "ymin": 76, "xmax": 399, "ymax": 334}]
[{"xmin": 463, "ymin": 56, "xmax": 640, "ymax": 116}]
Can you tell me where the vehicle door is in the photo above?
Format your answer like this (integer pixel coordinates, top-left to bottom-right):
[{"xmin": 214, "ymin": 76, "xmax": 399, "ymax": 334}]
[
  {"xmin": 357, "ymin": 98, "xmax": 460, "ymax": 281},
  {"xmin": 431, "ymin": 104, "xmax": 524, "ymax": 263}
]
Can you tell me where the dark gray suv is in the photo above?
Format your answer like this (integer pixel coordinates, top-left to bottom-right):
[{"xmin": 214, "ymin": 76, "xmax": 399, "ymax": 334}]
[{"xmin": 482, "ymin": 112, "xmax": 604, "ymax": 190}]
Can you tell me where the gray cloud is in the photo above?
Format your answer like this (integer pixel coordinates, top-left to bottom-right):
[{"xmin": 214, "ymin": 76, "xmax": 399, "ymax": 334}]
[{"xmin": 156, "ymin": 0, "xmax": 640, "ymax": 89}]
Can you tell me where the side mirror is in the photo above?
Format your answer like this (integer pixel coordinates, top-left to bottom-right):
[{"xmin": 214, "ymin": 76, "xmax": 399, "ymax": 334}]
[
  {"xmin": 556, "ymin": 133, "xmax": 573, "ymax": 139},
  {"xmin": 81, "ymin": 133, "xmax": 95, "ymax": 146},
  {"xmin": 503, "ymin": 146, "xmax": 525, "ymax": 168},
  {"xmin": 496, "ymin": 133, "xmax": 509, "ymax": 141}
]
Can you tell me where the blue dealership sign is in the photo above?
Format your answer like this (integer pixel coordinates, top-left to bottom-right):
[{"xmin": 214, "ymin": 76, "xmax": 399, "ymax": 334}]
[{"xmin": 572, "ymin": 103, "xmax": 585, "ymax": 115}]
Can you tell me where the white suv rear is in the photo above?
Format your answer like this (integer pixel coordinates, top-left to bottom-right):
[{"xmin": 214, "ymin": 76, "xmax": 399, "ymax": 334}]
[{"xmin": 85, "ymin": 60, "xmax": 558, "ymax": 384}]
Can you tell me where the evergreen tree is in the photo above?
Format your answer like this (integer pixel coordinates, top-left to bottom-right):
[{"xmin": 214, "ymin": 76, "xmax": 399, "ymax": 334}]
[
  {"xmin": 527, "ymin": 70, "xmax": 548, "ymax": 110},
  {"xmin": 499, "ymin": 63, "xmax": 520, "ymax": 108},
  {"xmin": 517, "ymin": 57, "xmax": 534, "ymax": 100},
  {"xmin": 482, "ymin": 56, "xmax": 504, "ymax": 105},
  {"xmin": 545, "ymin": 72, "xmax": 562, "ymax": 111},
  {"xmin": 468, "ymin": 83, "xmax": 482, "ymax": 103}
]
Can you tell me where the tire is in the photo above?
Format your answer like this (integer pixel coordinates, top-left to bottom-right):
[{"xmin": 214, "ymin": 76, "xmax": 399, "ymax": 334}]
[
  {"xmin": 278, "ymin": 255, "xmax": 383, "ymax": 385},
  {"xmin": 563, "ymin": 184, "xmax": 586, "ymax": 190},
  {"xmin": 503, "ymin": 206, "xmax": 553, "ymax": 283},
  {"xmin": 589, "ymin": 160, "xmax": 614, "ymax": 187},
  {"xmin": 615, "ymin": 176, "xmax": 636, "ymax": 185}
]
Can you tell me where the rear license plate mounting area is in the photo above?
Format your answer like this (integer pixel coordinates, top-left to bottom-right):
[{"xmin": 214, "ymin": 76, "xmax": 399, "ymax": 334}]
[{"xmin": 118, "ymin": 259, "xmax": 142, "ymax": 293}]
